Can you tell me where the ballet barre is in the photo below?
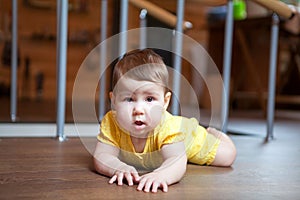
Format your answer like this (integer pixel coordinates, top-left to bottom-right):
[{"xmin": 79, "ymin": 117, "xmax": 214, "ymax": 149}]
[
  {"xmin": 220, "ymin": 0, "xmax": 295, "ymax": 140},
  {"xmin": 129, "ymin": 0, "xmax": 192, "ymax": 30},
  {"xmin": 8, "ymin": 0, "xmax": 296, "ymax": 142},
  {"xmin": 190, "ymin": 0, "xmax": 294, "ymax": 19},
  {"xmin": 252, "ymin": 0, "xmax": 294, "ymax": 19}
]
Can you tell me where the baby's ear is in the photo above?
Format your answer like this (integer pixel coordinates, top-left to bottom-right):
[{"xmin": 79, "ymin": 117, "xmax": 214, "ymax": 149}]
[
  {"xmin": 163, "ymin": 92, "xmax": 172, "ymax": 110},
  {"xmin": 109, "ymin": 91, "xmax": 113, "ymax": 100},
  {"xmin": 109, "ymin": 92, "xmax": 115, "ymax": 109}
]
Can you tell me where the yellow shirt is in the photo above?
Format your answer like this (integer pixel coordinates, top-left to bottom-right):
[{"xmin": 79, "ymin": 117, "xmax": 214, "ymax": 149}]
[{"xmin": 98, "ymin": 110, "xmax": 220, "ymax": 171}]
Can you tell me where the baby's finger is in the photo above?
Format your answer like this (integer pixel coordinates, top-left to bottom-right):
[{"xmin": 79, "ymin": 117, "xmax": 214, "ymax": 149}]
[
  {"xmin": 117, "ymin": 172, "xmax": 124, "ymax": 185},
  {"xmin": 151, "ymin": 182, "xmax": 160, "ymax": 193},
  {"xmin": 143, "ymin": 180, "xmax": 153, "ymax": 193},
  {"xmin": 124, "ymin": 172, "xmax": 133, "ymax": 186},
  {"xmin": 161, "ymin": 182, "xmax": 168, "ymax": 192},
  {"xmin": 109, "ymin": 175, "xmax": 117, "ymax": 184},
  {"xmin": 131, "ymin": 171, "xmax": 140, "ymax": 182},
  {"xmin": 136, "ymin": 179, "xmax": 146, "ymax": 191}
]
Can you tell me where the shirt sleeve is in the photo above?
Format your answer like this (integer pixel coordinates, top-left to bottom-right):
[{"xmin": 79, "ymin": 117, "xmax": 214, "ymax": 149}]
[
  {"xmin": 161, "ymin": 132, "xmax": 185, "ymax": 145},
  {"xmin": 158, "ymin": 115, "xmax": 185, "ymax": 147},
  {"xmin": 97, "ymin": 111, "xmax": 120, "ymax": 148}
]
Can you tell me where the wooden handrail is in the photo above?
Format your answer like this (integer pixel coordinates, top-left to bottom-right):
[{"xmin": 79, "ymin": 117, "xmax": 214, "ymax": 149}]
[
  {"xmin": 129, "ymin": 0, "xmax": 192, "ymax": 30},
  {"xmin": 130, "ymin": 0, "xmax": 295, "ymax": 30},
  {"xmin": 251, "ymin": 0, "xmax": 295, "ymax": 19},
  {"xmin": 191, "ymin": 0, "xmax": 295, "ymax": 19},
  {"xmin": 189, "ymin": 0, "xmax": 227, "ymax": 6}
]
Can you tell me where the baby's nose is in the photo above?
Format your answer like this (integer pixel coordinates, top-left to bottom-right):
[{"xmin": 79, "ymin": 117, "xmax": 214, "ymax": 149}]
[{"xmin": 133, "ymin": 102, "xmax": 145, "ymax": 116}]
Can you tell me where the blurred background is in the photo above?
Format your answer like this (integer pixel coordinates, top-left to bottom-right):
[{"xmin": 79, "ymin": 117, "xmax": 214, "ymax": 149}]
[{"xmin": 0, "ymin": 0, "xmax": 299, "ymax": 124}]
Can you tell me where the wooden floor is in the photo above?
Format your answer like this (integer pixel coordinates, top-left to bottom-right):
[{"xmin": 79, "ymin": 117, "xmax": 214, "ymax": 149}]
[{"xmin": 1, "ymin": 120, "xmax": 300, "ymax": 199}]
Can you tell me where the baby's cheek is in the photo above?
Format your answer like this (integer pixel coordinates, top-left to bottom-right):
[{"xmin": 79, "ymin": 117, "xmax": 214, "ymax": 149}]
[
  {"xmin": 115, "ymin": 106, "xmax": 132, "ymax": 125},
  {"xmin": 148, "ymin": 105, "xmax": 164, "ymax": 124}
]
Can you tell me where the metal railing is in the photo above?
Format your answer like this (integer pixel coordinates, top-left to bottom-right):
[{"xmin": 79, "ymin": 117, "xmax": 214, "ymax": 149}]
[{"xmin": 6, "ymin": 0, "xmax": 295, "ymax": 141}]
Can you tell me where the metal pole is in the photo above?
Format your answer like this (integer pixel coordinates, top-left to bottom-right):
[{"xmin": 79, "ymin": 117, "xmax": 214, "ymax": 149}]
[
  {"xmin": 266, "ymin": 13, "xmax": 279, "ymax": 141},
  {"xmin": 56, "ymin": 0, "xmax": 68, "ymax": 141},
  {"xmin": 221, "ymin": 0, "xmax": 234, "ymax": 132},
  {"xmin": 10, "ymin": 0, "xmax": 18, "ymax": 122},
  {"xmin": 119, "ymin": 0, "xmax": 128, "ymax": 56},
  {"xmin": 99, "ymin": 0, "xmax": 108, "ymax": 121},
  {"xmin": 56, "ymin": 0, "xmax": 61, "ymax": 69},
  {"xmin": 171, "ymin": 0, "xmax": 185, "ymax": 115},
  {"xmin": 139, "ymin": 9, "xmax": 147, "ymax": 49}
]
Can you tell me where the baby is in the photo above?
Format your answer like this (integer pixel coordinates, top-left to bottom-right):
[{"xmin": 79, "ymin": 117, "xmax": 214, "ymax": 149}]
[{"xmin": 93, "ymin": 49, "xmax": 236, "ymax": 193}]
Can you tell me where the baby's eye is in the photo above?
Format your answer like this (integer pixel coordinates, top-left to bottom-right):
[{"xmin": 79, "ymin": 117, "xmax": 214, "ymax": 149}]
[
  {"xmin": 146, "ymin": 97, "xmax": 154, "ymax": 102},
  {"xmin": 124, "ymin": 97, "xmax": 133, "ymax": 102}
]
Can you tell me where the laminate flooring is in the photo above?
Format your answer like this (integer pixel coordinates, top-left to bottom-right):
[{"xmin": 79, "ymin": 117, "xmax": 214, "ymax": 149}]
[{"xmin": 1, "ymin": 121, "xmax": 300, "ymax": 199}]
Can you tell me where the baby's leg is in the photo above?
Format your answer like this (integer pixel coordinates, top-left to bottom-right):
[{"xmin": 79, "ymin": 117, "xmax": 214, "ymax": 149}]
[{"xmin": 207, "ymin": 127, "xmax": 236, "ymax": 167}]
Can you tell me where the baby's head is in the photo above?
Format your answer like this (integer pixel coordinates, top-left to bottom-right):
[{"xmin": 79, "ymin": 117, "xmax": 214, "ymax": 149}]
[
  {"xmin": 110, "ymin": 49, "xmax": 172, "ymax": 137},
  {"xmin": 112, "ymin": 49, "xmax": 169, "ymax": 94}
]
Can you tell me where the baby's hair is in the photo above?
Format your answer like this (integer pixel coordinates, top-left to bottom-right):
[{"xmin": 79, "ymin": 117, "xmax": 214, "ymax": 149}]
[{"xmin": 112, "ymin": 49, "xmax": 169, "ymax": 93}]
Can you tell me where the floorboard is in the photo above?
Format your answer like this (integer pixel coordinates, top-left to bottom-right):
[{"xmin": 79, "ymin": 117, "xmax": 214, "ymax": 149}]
[{"xmin": 1, "ymin": 127, "xmax": 300, "ymax": 199}]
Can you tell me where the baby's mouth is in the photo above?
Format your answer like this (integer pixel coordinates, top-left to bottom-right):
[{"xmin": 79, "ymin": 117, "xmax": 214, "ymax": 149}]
[{"xmin": 134, "ymin": 120, "xmax": 145, "ymax": 126}]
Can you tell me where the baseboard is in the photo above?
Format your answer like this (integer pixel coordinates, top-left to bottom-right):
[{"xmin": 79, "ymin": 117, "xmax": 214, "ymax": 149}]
[{"xmin": 0, "ymin": 123, "xmax": 99, "ymax": 137}]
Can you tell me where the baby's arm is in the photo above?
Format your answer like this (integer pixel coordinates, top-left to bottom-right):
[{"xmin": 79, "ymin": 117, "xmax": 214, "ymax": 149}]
[
  {"xmin": 93, "ymin": 141, "xmax": 140, "ymax": 186},
  {"xmin": 137, "ymin": 141, "xmax": 187, "ymax": 193}
]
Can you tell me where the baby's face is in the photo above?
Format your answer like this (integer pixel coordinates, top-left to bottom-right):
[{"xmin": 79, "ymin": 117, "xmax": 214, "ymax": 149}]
[{"xmin": 111, "ymin": 77, "xmax": 170, "ymax": 138}]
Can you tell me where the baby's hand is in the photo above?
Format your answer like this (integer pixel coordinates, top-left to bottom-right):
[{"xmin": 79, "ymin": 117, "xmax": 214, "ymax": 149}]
[
  {"xmin": 137, "ymin": 172, "xmax": 168, "ymax": 193},
  {"xmin": 109, "ymin": 164, "xmax": 140, "ymax": 186}
]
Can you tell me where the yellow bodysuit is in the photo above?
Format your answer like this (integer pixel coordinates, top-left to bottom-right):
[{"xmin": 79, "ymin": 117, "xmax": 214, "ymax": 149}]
[{"xmin": 98, "ymin": 110, "xmax": 220, "ymax": 171}]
